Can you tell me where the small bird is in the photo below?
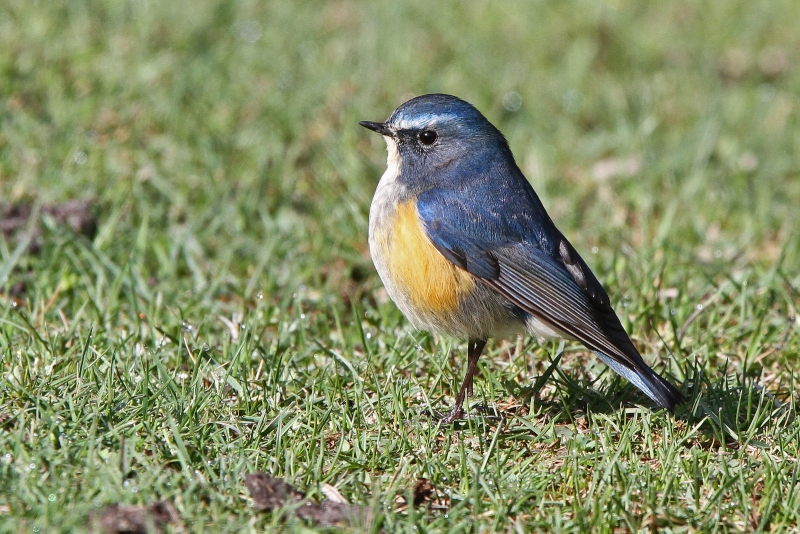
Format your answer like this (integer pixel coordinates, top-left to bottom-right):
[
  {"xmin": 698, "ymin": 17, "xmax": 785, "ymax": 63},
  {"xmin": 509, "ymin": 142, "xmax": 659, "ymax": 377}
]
[{"xmin": 359, "ymin": 94, "xmax": 683, "ymax": 423}]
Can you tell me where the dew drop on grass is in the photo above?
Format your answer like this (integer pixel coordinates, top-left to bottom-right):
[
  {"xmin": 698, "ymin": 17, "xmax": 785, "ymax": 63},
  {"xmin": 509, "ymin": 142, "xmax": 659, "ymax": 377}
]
[
  {"xmin": 29, "ymin": 463, "xmax": 36, "ymax": 470},
  {"xmin": 697, "ymin": 304, "xmax": 704, "ymax": 310},
  {"xmin": 365, "ymin": 332, "xmax": 372, "ymax": 339},
  {"xmin": 256, "ymin": 291, "xmax": 264, "ymax": 300},
  {"xmin": 48, "ymin": 494, "xmax": 56, "ymax": 502},
  {"xmin": 300, "ymin": 314, "xmax": 306, "ymax": 319},
  {"xmin": 592, "ymin": 247, "xmax": 599, "ymax": 254},
  {"xmin": 202, "ymin": 343, "xmax": 210, "ymax": 352},
  {"xmin": 182, "ymin": 321, "xmax": 193, "ymax": 333},
  {"xmin": 670, "ymin": 309, "xmax": 676, "ymax": 315}
]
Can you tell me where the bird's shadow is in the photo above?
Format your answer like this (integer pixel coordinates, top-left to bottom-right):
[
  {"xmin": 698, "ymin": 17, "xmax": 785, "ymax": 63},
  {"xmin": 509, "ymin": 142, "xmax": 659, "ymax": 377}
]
[
  {"xmin": 473, "ymin": 356, "xmax": 794, "ymax": 444},
  {"xmin": 673, "ymin": 358, "xmax": 795, "ymax": 447}
]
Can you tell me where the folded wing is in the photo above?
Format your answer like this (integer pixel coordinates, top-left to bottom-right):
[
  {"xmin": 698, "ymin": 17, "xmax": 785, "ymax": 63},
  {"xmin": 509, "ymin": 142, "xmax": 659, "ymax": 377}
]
[{"xmin": 417, "ymin": 191, "xmax": 684, "ymax": 411}]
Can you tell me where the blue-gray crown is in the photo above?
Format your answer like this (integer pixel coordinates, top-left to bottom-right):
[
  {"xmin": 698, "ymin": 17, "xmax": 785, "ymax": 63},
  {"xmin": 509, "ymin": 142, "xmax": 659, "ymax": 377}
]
[{"xmin": 387, "ymin": 94, "xmax": 496, "ymax": 135}]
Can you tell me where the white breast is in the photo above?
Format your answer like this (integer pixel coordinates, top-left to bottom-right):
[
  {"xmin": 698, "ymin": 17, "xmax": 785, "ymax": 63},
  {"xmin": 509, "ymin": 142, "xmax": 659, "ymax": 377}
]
[{"xmin": 368, "ymin": 136, "xmax": 404, "ymax": 308}]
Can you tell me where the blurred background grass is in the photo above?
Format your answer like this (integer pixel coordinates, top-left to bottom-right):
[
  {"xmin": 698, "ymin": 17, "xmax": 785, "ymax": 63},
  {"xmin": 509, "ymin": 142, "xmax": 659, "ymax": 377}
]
[
  {"xmin": 1, "ymin": 0, "xmax": 799, "ymax": 531},
  {"xmin": 3, "ymin": 0, "xmax": 798, "ymax": 288}
]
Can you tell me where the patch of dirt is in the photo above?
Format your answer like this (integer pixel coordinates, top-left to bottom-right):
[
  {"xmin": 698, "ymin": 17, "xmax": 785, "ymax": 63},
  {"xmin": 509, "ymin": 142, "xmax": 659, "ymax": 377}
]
[
  {"xmin": 0, "ymin": 199, "xmax": 97, "ymax": 254},
  {"xmin": 0, "ymin": 413, "xmax": 12, "ymax": 430},
  {"xmin": 93, "ymin": 501, "xmax": 179, "ymax": 534},
  {"xmin": 245, "ymin": 472, "xmax": 370, "ymax": 528},
  {"xmin": 413, "ymin": 478, "xmax": 434, "ymax": 506}
]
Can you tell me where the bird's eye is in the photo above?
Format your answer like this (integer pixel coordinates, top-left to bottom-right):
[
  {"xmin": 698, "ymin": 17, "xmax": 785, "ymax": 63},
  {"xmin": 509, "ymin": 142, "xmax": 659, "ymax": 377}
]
[{"xmin": 418, "ymin": 130, "xmax": 437, "ymax": 145}]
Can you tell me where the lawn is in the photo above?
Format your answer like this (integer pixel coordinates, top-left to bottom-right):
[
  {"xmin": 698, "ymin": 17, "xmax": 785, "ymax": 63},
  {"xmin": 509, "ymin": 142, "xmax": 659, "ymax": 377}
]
[{"xmin": 1, "ymin": 0, "xmax": 799, "ymax": 532}]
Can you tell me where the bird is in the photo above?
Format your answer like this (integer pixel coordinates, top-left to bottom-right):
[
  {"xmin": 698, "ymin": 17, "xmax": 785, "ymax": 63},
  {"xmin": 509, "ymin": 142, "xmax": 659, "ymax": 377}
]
[{"xmin": 359, "ymin": 94, "xmax": 684, "ymax": 423}]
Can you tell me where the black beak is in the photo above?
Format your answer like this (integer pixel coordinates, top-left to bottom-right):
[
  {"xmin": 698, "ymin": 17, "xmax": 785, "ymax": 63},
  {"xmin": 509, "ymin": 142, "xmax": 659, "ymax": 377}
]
[{"xmin": 358, "ymin": 121, "xmax": 394, "ymax": 137}]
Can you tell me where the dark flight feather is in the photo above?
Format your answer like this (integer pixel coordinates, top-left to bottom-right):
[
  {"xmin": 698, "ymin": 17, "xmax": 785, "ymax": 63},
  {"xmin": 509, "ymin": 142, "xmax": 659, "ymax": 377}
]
[{"xmin": 419, "ymin": 196, "xmax": 684, "ymax": 411}]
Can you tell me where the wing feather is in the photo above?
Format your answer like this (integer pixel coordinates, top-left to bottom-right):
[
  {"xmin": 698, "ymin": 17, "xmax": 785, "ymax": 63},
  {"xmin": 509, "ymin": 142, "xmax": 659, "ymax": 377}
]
[
  {"xmin": 414, "ymin": 180, "xmax": 683, "ymax": 411},
  {"xmin": 487, "ymin": 247, "xmax": 632, "ymax": 365}
]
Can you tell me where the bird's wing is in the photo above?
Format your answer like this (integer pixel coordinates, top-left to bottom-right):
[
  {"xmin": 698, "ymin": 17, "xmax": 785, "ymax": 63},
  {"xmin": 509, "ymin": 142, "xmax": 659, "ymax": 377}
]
[{"xmin": 416, "ymin": 191, "xmax": 638, "ymax": 368}]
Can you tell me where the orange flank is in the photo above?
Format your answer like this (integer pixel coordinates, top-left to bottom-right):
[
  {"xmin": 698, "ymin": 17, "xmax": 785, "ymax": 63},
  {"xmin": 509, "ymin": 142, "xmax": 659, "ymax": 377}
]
[{"xmin": 381, "ymin": 200, "xmax": 475, "ymax": 314}]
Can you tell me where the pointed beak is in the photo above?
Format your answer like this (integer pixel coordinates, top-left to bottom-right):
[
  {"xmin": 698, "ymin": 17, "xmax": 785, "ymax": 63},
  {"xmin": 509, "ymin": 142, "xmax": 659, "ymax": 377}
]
[{"xmin": 358, "ymin": 121, "xmax": 394, "ymax": 137}]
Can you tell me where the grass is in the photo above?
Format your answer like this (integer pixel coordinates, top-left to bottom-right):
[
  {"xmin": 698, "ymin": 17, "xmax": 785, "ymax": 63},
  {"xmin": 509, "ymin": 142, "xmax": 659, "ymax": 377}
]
[{"xmin": 1, "ymin": 0, "xmax": 799, "ymax": 531}]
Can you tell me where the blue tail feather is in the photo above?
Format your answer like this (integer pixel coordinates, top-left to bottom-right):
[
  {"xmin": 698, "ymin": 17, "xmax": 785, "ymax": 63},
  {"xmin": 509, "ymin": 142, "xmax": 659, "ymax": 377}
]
[{"xmin": 594, "ymin": 351, "xmax": 684, "ymax": 412}]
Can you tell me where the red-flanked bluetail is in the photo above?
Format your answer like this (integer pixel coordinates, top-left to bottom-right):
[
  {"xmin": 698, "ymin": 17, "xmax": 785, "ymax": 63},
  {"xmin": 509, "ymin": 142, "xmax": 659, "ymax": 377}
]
[{"xmin": 360, "ymin": 94, "xmax": 684, "ymax": 423}]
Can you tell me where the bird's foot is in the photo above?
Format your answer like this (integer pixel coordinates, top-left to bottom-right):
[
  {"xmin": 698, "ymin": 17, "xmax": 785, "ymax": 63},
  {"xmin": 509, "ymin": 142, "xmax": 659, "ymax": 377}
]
[
  {"xmin": 472, "ymin": 403, "xmax": 503, "ymax": 421},
  {"xmin": 433, "ymin": 403, "xmax": 502, "ymax": 425},
  {"xmin": 433, "ymin": 406, "xmax": 464, "ymax": 425}
]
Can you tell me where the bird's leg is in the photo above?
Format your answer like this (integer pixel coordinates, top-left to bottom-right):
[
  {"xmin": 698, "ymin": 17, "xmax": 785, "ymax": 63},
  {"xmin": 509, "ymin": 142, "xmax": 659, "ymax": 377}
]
[
  {"xmin": 440, "ymin": 338, "xmax": 487, "ymax": 424},
  {"xmin": 465, "ymin": 339, "xmax": 483, "ymax": 396}
]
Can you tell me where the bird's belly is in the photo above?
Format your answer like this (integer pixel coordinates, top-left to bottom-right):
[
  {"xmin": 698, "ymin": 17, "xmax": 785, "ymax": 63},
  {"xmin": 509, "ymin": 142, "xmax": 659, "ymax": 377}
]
[
  {"xmin": 370, "ymin": 199, "xmax": 472, "ymax": 323},
  {"xmin": 369, "ymin": 194, "xmax": 524, "ymax": 338}
]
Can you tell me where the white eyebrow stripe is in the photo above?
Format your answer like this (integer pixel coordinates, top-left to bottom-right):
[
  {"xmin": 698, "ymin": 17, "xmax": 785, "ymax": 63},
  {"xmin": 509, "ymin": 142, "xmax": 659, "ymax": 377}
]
[{"xmin": 392, "ymin": 113, "xmax": 458, "ymax": 131}]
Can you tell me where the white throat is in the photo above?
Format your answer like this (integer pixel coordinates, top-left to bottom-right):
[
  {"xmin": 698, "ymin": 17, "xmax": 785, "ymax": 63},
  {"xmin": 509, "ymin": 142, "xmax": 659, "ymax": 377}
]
[{"xmin": 382, "ymin": 136, "xmax": 402, "ymax": 184}]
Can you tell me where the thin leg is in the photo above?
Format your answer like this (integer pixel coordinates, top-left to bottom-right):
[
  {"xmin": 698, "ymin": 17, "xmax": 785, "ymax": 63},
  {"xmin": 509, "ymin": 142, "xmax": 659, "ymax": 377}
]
[
  {"xmin": 466, "ymin": 339, "xmax": 483, "ymax": 396},
  {"xmin": 440, "ymin": 338, "xmax": 487, "ymax": 424}
]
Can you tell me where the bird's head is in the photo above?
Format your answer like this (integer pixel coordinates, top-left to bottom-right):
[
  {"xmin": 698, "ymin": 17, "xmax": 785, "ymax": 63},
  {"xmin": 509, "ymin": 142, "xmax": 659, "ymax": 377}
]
[{"xmin": 359, "ymin": 94, "xmax": 510, "ymax": 179}]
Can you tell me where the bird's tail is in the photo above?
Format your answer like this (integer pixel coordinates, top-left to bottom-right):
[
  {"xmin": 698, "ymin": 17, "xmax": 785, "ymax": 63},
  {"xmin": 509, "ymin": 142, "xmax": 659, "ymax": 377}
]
[{"xmin": 594, "ymin": 352, "xmax": 685, "ymax": 412}]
